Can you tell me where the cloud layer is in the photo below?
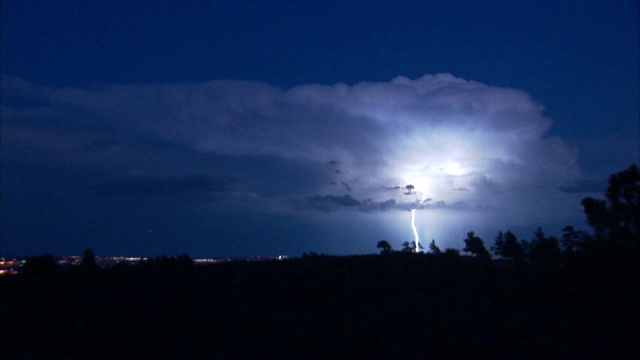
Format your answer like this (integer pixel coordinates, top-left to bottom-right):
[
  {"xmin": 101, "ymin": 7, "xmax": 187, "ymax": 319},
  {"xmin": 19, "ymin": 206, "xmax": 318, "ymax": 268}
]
[{"xmin": 1, "ymin": 74, "xmax": 593, "ymax": 254}]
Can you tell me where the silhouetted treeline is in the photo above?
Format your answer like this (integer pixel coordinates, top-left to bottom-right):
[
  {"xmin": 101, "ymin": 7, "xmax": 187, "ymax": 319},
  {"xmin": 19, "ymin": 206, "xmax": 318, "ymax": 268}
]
[{"xmin": 1, "ymin": 166, "xmax": 638, "ymax": 359}]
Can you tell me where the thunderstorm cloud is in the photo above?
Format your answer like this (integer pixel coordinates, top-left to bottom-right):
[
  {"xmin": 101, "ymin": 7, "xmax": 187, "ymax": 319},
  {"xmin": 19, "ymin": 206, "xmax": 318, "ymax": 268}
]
[{"xmin": 1, "ymin": 74, "xmax": 591, "ymax": 251}]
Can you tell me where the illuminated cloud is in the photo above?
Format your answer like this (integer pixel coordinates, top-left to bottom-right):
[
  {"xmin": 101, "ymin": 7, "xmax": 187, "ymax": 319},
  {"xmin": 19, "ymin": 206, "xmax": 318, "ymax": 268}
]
[{"xmin": 1, "ymin": 74, "xmax": 589, "ymax": 250}]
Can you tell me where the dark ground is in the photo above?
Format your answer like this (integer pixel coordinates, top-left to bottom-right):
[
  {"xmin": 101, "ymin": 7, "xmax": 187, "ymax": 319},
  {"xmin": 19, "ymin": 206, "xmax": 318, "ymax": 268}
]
[{"xmin": 1, "ymin": 252, "xmax": 638, "ymax": 359}]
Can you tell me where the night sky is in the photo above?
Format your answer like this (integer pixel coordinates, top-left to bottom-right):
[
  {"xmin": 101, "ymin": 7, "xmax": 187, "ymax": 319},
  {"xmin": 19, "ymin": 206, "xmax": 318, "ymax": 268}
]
[{"xmin": 2, "ymin": 0, "xmax": 638, "ymax": 257}]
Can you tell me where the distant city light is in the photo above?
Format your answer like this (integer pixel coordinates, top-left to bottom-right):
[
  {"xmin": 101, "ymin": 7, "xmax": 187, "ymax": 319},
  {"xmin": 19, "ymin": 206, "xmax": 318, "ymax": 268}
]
[{"xmin": 0, "ymin": 254, "xmax": 290, "ymax": 275}]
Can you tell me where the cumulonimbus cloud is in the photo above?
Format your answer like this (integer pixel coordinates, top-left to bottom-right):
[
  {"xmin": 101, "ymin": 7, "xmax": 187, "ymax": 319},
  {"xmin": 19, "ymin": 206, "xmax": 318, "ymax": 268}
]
[{"xmin": 1, "ymin": 74, "xmax": 588, "ymax": 247}]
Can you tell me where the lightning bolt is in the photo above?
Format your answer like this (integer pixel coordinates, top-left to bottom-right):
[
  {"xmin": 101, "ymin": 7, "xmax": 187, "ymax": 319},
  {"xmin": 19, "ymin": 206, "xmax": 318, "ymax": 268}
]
[
  {"xmin": 410, "ymin": 193, "xmax": 428, "ymax": 252},
  {"xmin": 410, "ymin": 209, "xmax": 420, "ymax": 252}
]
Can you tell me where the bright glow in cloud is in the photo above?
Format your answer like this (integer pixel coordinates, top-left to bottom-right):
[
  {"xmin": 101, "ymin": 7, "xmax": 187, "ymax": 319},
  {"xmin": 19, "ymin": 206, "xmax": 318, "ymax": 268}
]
[{"xmin": 1, "ymin": 74, "xmax": 589, "ymax": 251}]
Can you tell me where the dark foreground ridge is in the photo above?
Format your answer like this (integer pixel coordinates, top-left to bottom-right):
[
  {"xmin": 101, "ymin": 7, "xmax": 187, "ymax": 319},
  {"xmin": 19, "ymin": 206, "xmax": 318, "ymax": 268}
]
[{"xmin": 1, "ymin": 251, "xmax": 638, "ymax": 359}]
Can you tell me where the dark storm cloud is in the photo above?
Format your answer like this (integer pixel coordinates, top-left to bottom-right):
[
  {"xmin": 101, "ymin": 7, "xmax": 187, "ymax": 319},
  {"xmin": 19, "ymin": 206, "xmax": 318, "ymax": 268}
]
[
  {"xmin": 359, "ymin": 198, "xmax": 398, "ymax": 212},
  {"xmin": 98, "ymin": 174, "xmax": 241, "ymax": 198},
  {"xmin": 293, "ymin": 194, "xmax": 361, "ymax": 212},
  {"xmin": 291, "ymin": 193, "xmax": 475, "ymax": 214}
]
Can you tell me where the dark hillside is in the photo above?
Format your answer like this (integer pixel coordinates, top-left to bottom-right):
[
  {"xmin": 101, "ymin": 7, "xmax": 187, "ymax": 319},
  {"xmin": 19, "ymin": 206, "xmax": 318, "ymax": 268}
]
[{"xmin": 1, "ymin": 253, "xmax": 638, "ymax": 359}]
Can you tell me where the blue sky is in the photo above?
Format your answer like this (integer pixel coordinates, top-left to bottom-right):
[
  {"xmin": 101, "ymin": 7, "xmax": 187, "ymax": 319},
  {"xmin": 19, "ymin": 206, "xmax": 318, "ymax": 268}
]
[{"xmin": 1, "ymin": 0, "xmax": 638, "ymax": 257}]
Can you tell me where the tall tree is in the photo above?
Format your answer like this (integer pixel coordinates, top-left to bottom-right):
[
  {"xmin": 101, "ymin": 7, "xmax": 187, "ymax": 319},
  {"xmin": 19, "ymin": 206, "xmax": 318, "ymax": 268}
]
[
  {"xmin": 428, "ymin": 240, "xmax": 442, "ymax": 255},
  {"xmin": 491, "ymin": 231, "xmax": 506, "ymax": 258},
  {"xmin": 81, "ymin": 248, "xmax": 99, "ymax": 271},
  {"xmin": 528, "ymin": 228, "xmax": 561, "ymax": 265},
  {"xmin": 376, "ymin": 240, "xmax": 393, "ymax": 254},
  {"xmin": 582, "ymin": 165, "xmax": 639, "ymax": 243},
  {"xmin": 463, "ymin": 231, "xmax": 490, "ymax": 258},
  {"xmin": 560, "ymin": 225, "xmax": 592, "ymax": 255},
  {"xmin": 492, "ymin": 231, "xmax": 526, "ymax": 263}
]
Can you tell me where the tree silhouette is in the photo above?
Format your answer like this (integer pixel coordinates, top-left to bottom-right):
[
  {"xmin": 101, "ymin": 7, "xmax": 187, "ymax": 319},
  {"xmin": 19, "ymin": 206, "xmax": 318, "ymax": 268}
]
[
  {"xmin": 527, "ymin": 228, "xmax": 561, "ymax": 266},
  {"xmin": 463, "ymin": 231, "xmax": 490, "ymax": 258},
  {"xmin": 560, "ymin": 225, "xmax": 591, "ymax": 255},
  {"xmin": 491, "ymin": 231, "xmax": 525, "ymax": 263},
  {"xmin": 81, "ymin": 248, "xmax": 99, "ymax": 271},
  {"xmin": 428, "ymin": 240, "xmax": 442, "ymax": 255},
  {"xmin": 174, "ymin": 254, "xmax": 194, "ymax": 272},
  {"xmin": 401, "ymin": 241, "xmax": 423, "ymax": 253},
  {"xmin": 376, "ymin": 240, "xmax": 393, "ymax": 254},
  {"xmin": 582, "ymin": 165, "xmax": 639, "ymax": 244}
]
